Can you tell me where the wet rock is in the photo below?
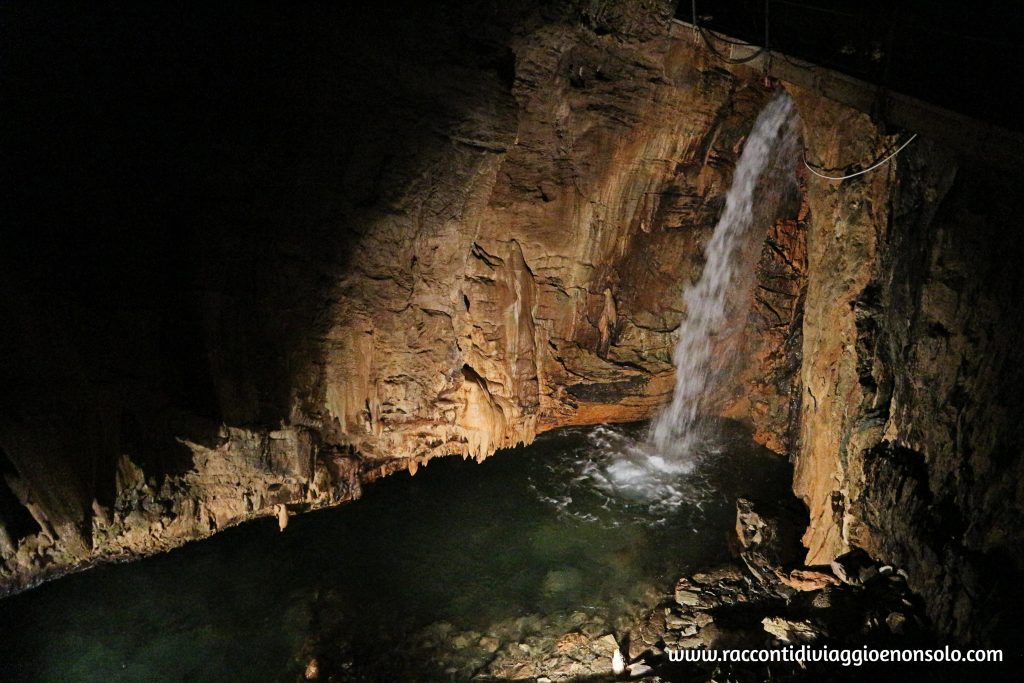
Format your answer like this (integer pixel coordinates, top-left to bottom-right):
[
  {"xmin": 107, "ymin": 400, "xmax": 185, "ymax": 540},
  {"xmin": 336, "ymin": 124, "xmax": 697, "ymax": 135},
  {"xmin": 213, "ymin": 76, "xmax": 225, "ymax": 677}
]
[
  {"xmin": 734, "ymin": 498, "xmax": 808, "ymax": 597},
  {"xmin": 830, "ymin": 547, "xmax": 876, "ymax": 586},
  {"xmin": 555, "ymin": 631, "xmax": 589, "ymax": 653},
  {"xmin": 276, "ymin": 504, "xmax": 289, "ymax": 532},
  {"xmin": 0, "ymin": 0, "xmax": 822, "ymax": 597},
  {"xmin": 886, "ymin": 612, "xmax": 908, "ymax": 635},
  {"xmin": 761, "ymin": 617, "xmax": 823, "ymax": 644},
  {"xmin": 739, "ymin": 553, "xmax": 776, "ymax": 585},
  {"xmin": 542, "ymin": 568, "xmax": 583, "ymax": 598},
  {"xmin": 780, "ymin": 568, "xmax": 841, "ymax": 592},
  {"xmin": 515, "ymin": 614, "xmax": 545, "ymax": 637},
  {"xmin": 673, "ymin": 579, "xmax": 715, "ymax": 609},
  {"xmin": 504, "ymin": 662, "xmax": 539, "ymax": 679},
  {"xmin": 679, "ymin": 624, "xmax": 698, "ymax": 637},
  {"xmin": 736, "ymin": 498, "xmax": 771, "ymax": 550},
  {"xmin": 451, "ymin": 631, "xmax": 480, "ymax": 650},
  {"xmin": 454, "ymin": 547, "xmax": 929, "ymax": 682},
  {"xmin": 628, "ymin": 632, "xmax": 654, "ymax": 661},
  {"xmin": 627, "ymin": 661, "xmax": 653, "ymax": 677},
  {"xmin": 692, "ymin": 565, "xmax": 745, "ymax": 585},
  {"xmin": 674, "ymin": 588, "xmax": 702, "ymax": 607},
  {"xmin": 675, "ymin": 635, "xmax": 705, "ymax": 650},
  {"xmin": 612, "ymin": 649, "xmax": 626, "ymax": 675},
  {"xmin": 479, "ymin": 635, "xmax": 500, "ymax": 654},
  {"xmin": 303, "ymin": 658, "xmax": 319, "ymax": 680},
  {"xmin": 735, "ymin": 498, "xmax": 805, "ymax": 567},
  {"xmin": 676, "ymin": 622, "xmax": 723, "ymax": 649},
  {"xmin": 664, "ymin": 611, "xmax": 694, "ymax": 630},
  {"xmin": 5, "ymin": 4, "xmax": 1020, "ymax": 663},
  {"xmin": 592, "ymin": 634, "xmax": 619, "ymax": 657},
  {"xmin": 566, "ymin": 611, "xmax": 589, "ymax": 628},
  {"xmin": 694, "ymin": 612, "xmax": 714, "ymax": 628},
  {"xmin": 790, "ymin": 108, "xmax": 1024, "ymax": 643}
]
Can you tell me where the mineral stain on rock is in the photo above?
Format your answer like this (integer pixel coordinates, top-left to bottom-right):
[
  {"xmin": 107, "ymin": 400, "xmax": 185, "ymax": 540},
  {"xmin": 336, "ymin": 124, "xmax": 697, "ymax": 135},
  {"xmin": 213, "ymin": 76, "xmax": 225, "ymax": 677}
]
[
  {"xmin": 0, "ymin": 0, "xmax": 809, "ymax": 594},
  {"xmin": 2, "ymin": 0, "xmax": 1024, "ymax": 672}
]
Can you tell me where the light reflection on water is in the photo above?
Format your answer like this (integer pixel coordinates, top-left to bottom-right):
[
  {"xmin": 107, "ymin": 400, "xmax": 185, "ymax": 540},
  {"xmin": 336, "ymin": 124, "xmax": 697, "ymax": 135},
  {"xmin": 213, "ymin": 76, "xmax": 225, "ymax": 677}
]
[
  {"xmin": 0, "ymin": 420, "xmax": 790, "ymax": 682},
  {"xmin": 531, "ymin": 424, "xmax": 712, "ymax": 527}
]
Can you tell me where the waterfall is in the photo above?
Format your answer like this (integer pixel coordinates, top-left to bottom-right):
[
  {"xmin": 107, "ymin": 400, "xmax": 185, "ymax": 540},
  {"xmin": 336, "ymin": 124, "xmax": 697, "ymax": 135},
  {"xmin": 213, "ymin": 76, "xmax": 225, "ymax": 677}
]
[
  {"xmin": 649, "ymin": 92, "xmax": 801, "ymax": 460},
  {"xmin": 570, "ymin": 92, "xmax": 800, "ymax": 508}
]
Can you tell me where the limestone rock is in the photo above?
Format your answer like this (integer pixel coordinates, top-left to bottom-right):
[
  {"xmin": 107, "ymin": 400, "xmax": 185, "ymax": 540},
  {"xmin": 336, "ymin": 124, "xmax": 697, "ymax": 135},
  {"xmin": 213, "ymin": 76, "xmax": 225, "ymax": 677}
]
[
  {"xmin": 736, "ymin": 497, "xmax": 772, "ymax": 550},
  {"xmin": 0, "ymin": 0, "xmax": 809, "ymax": 596},
  {"xmin": 592, "ymin": 634, "xmax": 619, "ymax": 657},
  {"xmin": 479, "ymin": 635, "xmax": 501, "ymax": 654},
  {"xmin": 830, "ymin": 547, "xmax": 876, "ymax": 586},
  {"xmin": 886, "ymin": 612, "xmax": 908, "ymax": 635},
  {"xmin": 735, "ymin": 497, "xmax": 806, "ymax": 590},
  {"xmin": 674, "ymin": 586, "xmax": 706, "ymax": 609},
  {"xmin": 627, "ymin": 661, "xmax": 653, "ymax": 677},
  {"xmin": 611, "ymin": 649, "xmax": 625, "ymax": 675},
  {"xmin": 5, "ymin": 2, "xmax": 1024, "ymax": 651},
  {"xmin": 761, "ymin": 617, "xmax": 822, "ymax": 644},
  {"xmin": 780, "ymin": 569, "xmax": 840, "ymax": 592},
  {"xmin": 276, "ymin": 504, "xmax": 288, "ymax": 533},
  {"xmin": 692, "ymin": 565, "xmax": 745, "ymax": 585}
]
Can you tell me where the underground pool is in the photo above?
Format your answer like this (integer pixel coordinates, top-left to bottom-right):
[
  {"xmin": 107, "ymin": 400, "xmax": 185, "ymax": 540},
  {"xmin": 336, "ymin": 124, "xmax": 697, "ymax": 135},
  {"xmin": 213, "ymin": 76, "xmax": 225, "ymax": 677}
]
[{"xmin": 0, "ymin": 421, "xmax": 792, "ymax": 681}]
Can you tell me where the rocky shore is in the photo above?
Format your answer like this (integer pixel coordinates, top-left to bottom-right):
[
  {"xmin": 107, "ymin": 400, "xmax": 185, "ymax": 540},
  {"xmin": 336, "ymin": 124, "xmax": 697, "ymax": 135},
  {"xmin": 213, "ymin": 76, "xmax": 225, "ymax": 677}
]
[{"xmin": 299, "ymin": 498, "xmax": 936, "ymax": 682}]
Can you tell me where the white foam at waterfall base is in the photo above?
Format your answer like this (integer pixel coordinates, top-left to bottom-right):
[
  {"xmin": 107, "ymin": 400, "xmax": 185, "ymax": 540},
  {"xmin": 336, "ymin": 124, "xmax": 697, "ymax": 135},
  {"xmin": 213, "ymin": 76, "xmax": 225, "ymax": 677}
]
[
  {"xmin": 543, "ymin": 92, "xmax": 800, "ymax": 516},
  {"xmin": 529, "ymin": 425, "xmax": 716, "ymax": 527},
  {"xmin": 649, "ymin": 92, "xmax": 800, "ymax": 460}
]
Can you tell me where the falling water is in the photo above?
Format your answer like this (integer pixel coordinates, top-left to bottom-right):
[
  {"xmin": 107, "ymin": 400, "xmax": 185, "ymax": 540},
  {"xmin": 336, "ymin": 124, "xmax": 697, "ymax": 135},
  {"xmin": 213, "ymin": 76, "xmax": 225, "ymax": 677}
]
[
  {"xmin": 529, "ymin": 93, "xmax": 801, "ymax": 512},
  {"xmin": 650, "ymin": 92, "xmax": 801, "ymax": 460}
]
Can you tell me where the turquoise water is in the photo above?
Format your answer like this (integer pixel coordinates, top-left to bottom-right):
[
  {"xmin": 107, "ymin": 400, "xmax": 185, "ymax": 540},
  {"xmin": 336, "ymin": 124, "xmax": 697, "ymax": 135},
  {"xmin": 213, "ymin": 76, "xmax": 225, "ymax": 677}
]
[{"xmin": 0, "ymin": 421, "xmax": 791, "ymax": 681}]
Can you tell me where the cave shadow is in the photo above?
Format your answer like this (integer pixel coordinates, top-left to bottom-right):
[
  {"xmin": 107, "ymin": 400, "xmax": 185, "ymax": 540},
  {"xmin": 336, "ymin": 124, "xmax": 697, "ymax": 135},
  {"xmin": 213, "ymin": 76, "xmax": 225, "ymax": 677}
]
[{"xmin": 0, "ymin": 0, "xmax": 539, "ymax": 544}]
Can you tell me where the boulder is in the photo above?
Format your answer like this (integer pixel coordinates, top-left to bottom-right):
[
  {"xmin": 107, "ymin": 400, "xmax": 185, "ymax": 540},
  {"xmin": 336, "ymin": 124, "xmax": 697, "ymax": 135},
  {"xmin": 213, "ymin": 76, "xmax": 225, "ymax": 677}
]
[
  {"xmin": 761, "ymin": 617, "xmax": 823, "ymax": 644},
  {"xmin": 780, "ymin": 568, "xmax": 841, "ymax": 592},
  {"xmin": 627, "ymin": 661, "xmax": 653, "ymax": 677},
  {"xmin": 830, "ymin": 547, "xmax": 877, "ymax": 586}
]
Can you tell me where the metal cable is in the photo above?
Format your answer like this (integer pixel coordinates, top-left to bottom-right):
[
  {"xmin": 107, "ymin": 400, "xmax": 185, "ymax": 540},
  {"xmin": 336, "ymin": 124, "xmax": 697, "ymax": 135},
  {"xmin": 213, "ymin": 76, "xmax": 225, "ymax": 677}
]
[
  {"xmin": 803, "ymin": 134, "xmax": 918, "ymax": 181},
  {"xmin": 699, "ymin": 27, "xmax": 766, "ymax": 63}
]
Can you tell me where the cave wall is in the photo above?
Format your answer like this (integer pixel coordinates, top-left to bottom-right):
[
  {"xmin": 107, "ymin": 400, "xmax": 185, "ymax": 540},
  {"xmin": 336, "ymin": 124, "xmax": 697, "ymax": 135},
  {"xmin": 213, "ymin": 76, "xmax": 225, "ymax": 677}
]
[
  {"xmin": 786, "ymin": 88, "xmax": 1024, "ymax": 646},
  {"xmin": 785, "ymin": 86, "xmax": 899, "ymax": 568},
  {"xmin": 664, "ymin": 41, "xmax": 1024, "ymax": 644},
  {"xmin": 865, "ymin": 157, "xmax": 1024, "ymax": 644},
  {"xmin": 0, "ymin": 1, "xmax": 803, "ymax": 593},
  {"xmin": 4, "ymin": 2, "xmax": 1020, "ymax": 649}
]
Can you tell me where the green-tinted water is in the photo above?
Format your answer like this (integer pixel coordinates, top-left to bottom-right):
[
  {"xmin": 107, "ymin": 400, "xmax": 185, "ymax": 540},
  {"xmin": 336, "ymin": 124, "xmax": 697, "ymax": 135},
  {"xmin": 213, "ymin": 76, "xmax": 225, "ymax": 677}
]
[{"xmin": 0, "ymin": 421, "xmax": 791, "ymax": 681}]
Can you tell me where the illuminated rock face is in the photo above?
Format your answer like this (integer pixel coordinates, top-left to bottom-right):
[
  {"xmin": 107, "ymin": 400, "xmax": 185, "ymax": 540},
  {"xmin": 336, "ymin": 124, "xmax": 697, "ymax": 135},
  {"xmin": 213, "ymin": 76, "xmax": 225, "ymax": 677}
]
[
  {"xmin": 788, "ymin": 86, "xmax": 1024, "ymax": 643},
  {"xmin": 0, "ymin": 0, "xmax": 805, "ymax": 595},
  {"xmin": 3, "ymin": 0, "xmax": 1024, "ymax": 648}
]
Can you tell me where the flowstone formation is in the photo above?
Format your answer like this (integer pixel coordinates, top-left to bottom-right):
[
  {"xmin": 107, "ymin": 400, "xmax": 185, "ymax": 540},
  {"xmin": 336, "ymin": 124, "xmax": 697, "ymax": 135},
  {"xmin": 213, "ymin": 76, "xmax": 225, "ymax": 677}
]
[
  {"xmin": 1, "ymin": 2, "xmax": 806, "ymax": 593},
  {"xmin": 4, "ymin": 0, "xmax": 1024, "ymax": 656}
]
